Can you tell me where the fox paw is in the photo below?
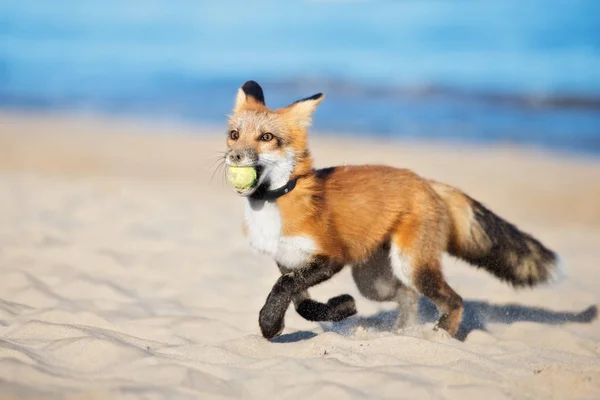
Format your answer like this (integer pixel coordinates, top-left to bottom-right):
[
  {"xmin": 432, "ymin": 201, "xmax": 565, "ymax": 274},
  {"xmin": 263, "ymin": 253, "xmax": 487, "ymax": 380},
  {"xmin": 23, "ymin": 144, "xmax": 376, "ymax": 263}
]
[
  {"xmin": 326, "ymin": 294, "xmax": 357, "ymax": 321},
  {"xmin": 259, "ymin": 303, "xmax": 286, "ymax": 340},
  {"xmin": 259, "ymin": 315, "xmax": 285, "ymax": 340},
  {"xmin": 296, "ymin": 294, "xmax": 357, "ymax": 322}
]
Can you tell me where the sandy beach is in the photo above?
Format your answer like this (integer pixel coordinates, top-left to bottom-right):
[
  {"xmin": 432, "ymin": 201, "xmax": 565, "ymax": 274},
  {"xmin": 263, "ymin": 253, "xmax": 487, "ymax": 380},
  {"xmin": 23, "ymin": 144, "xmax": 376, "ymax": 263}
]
[{"xmin": 1, "ymin": 111, "xmax": 599, "ymax": 399}]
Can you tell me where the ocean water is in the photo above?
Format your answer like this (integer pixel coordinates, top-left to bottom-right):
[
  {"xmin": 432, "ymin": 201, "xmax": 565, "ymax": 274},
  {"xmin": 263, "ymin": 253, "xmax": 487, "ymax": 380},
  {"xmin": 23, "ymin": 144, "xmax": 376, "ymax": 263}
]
[{"xmin": 1, "ymin": 1, "xmax": 599, "ymax": 154}]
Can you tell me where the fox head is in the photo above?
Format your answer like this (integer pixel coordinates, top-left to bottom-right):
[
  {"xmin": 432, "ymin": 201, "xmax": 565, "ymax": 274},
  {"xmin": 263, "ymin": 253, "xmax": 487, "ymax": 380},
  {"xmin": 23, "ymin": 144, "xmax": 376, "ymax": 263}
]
[{"xmin": 225, "ymin": 80, "xmax": 324, "ymax": 197}]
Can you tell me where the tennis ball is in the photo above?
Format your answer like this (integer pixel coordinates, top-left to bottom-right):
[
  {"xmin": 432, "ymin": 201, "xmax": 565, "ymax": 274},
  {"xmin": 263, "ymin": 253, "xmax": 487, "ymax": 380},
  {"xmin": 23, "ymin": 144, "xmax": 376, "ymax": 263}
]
[{"xmin": 227, "ymin": 166, "xmax": 258, "ymax": 190}]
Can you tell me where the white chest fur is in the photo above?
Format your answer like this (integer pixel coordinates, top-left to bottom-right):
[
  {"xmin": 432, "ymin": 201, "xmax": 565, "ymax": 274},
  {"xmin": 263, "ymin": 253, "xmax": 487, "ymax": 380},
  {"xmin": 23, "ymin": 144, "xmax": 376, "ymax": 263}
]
[{"xmin": 244, "ymin": 199, "xmax": 317, "ymax": 269}]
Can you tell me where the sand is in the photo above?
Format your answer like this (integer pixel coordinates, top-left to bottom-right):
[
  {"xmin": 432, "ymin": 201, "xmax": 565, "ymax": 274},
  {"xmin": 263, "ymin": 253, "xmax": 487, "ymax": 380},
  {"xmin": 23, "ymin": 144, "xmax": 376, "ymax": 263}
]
[{"xmin": 0, "ymin": 111, "xmax": 599, "ymax": 400}]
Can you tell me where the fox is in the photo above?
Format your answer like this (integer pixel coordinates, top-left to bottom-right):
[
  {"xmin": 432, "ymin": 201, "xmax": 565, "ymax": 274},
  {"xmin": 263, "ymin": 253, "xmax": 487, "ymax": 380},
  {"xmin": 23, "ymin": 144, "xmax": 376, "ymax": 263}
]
[{"xmin": 223, "ymin": 80, "xmax": 562, "ymax": 340}]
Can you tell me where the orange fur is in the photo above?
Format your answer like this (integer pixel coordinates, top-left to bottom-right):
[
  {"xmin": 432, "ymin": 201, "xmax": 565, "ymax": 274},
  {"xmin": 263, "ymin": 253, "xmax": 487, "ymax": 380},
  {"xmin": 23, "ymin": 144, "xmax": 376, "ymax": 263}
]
[{"xmin": 275, "ymin": 165, "xmax": 448, "ymax": 264}]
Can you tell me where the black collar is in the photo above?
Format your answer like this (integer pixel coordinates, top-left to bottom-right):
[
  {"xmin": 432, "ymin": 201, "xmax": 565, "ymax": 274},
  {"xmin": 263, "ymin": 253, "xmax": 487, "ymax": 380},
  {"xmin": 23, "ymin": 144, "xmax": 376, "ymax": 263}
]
[{"xmin": 250, "ymin": 178, "xmax": 297, "ymax": 201}]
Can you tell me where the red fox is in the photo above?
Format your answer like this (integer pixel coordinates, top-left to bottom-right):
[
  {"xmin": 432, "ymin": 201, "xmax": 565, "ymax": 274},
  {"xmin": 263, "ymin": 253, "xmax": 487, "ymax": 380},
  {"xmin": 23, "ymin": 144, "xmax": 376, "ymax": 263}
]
[{"xmin": 224, "ymin": 80, "xmax": 562, "ymax": 340}]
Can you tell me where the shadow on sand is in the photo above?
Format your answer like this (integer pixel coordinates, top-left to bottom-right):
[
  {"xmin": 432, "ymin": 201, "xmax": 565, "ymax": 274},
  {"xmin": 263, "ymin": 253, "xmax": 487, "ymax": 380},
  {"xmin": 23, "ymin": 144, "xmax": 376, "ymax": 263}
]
[
  {"xmin": 271, "ymin": 330, "xmax": 318, "ymax": 343},
  {"xmin": 273, "ymin": 299, "xmax": 598, "ymax": 343},
  {"xmin": 426, "ymin": 298, "xmax": 597, "ymax": 341}
]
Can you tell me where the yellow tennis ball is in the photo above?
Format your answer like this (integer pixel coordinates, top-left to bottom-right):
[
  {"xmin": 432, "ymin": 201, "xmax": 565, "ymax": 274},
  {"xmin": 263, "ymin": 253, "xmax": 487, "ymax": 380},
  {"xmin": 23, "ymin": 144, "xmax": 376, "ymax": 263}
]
[{"xmin": 227, "ymin": 166, "xmax": 258, "ymax": 190}]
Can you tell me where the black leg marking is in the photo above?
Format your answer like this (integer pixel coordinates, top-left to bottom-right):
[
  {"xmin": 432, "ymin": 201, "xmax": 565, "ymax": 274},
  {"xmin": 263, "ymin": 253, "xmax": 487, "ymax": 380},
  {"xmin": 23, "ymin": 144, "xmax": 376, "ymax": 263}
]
[
  {"xmin": 296, "ymin": 294, "xmax": 357, "ymax": 322},
  {"xmin": 278, "ymin": 263, "xmax": 356, "ymax": 323},
  {"xmin": 259, "ymin": 256, "xmax": 345, "ymax": 339}
]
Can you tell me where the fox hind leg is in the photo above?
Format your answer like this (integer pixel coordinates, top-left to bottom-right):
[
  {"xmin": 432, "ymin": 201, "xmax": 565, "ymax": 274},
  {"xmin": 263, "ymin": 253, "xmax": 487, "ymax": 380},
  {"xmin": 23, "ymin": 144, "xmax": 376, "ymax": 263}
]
[
  {"xmin": 395, "ymin": 285, "xmax": 420, "ymax": 330},
  {"xmin": 390, "ymin": 218, "xmax": 464, "ymax": 337},
  {"xmin": 415, "ymin": 266, "xmax": 464, "ymax": 336},
  {"xmin": 351, "ymin": 247, "xmax": 420, "ymax": 330}
]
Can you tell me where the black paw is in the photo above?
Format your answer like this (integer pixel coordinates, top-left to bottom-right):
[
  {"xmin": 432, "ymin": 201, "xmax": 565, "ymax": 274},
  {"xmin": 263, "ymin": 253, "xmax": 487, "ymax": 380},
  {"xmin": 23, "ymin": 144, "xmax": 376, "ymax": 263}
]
[
  {"xmin": 259, "ymin": 303, "xmax": 286, "ymax": 340},
  {"xmin": 296, "ymin": 294, "xmax": 357, "ymax": 322},
  {"xmin": 326, "ymin": 294, "xmax": 357, "ymax": 321}
]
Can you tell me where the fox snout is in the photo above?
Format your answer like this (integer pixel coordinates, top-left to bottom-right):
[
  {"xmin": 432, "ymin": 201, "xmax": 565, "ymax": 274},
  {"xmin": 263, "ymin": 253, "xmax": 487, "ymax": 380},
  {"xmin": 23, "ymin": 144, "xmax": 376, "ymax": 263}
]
[{"xmin": 226, "ymin": 148, "xmax": 258, "ymax": 167}]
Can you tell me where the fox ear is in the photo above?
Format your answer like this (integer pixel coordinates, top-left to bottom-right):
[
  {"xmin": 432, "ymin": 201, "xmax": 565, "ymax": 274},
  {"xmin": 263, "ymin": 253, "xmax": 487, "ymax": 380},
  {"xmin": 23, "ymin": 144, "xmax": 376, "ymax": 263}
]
[
  {"xmin": 234, "ymin": 80, "xmax": 266, "ymax": 112},
  {"xmin": 285, "ymin": 93, "xmax": 324, "ymax": 127}
]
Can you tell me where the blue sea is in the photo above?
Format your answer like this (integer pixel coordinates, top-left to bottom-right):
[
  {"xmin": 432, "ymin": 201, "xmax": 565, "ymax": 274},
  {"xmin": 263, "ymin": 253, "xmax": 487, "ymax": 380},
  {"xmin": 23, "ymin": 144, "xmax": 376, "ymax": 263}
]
[{"xmin": 1, "ymin": 1, "xmax": 600, "ymax": 154}]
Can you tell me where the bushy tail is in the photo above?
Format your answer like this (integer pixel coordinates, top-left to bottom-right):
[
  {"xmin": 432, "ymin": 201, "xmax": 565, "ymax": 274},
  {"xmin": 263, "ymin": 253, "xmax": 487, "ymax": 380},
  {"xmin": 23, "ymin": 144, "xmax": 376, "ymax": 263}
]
[{"xmin": 430, "ymin": 181, "xmax": 562, "ymax": 287}]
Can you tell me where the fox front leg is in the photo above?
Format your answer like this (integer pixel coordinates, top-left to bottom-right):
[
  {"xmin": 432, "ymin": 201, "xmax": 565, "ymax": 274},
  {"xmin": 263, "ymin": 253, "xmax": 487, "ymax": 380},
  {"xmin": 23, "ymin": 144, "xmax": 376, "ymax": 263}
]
[
  {"xmin": 259, "ymin": 257, "xmax": 355, "ymax": 339},
  {"xmin": 277, "ymin": 263, "xmax": 357, "ymax": 324}
]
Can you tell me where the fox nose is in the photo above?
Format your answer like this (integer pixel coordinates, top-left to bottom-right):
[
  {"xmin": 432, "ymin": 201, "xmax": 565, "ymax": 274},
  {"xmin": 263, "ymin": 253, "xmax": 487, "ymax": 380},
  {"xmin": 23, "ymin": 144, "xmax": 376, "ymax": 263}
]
[
  {"xmin": 227, "ymin": 149, "xmax": 257, "ymax": 165},
  {"xmin": 228, "ymin": 152, "xmax": 242, "ymax": 163}
]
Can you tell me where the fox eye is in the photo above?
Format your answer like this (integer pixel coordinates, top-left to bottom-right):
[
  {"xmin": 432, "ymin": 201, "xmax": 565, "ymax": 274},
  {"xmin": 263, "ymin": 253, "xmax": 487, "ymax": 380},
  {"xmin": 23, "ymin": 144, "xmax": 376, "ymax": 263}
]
[
  {"xmin": 229, "ymin": 130, "xmax": 239, "ymax": 140},
  {"xmin": 260, "ymin": 132, "xmax": 274, "ymax": 142}
]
